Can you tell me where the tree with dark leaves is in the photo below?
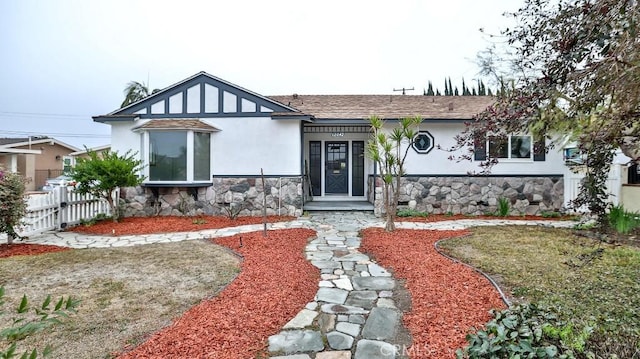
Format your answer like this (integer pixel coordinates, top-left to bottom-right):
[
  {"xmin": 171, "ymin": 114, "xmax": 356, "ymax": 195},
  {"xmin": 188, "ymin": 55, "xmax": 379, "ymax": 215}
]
[{"xmin": 453, "ymin": 0, "xmax": 639, "ymax": 223}]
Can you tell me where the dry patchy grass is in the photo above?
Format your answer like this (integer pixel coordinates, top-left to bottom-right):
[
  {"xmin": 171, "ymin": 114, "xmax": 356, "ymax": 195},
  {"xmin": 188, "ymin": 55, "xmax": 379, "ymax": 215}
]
[
  {"xmin": 438, "ymin": 225, "xmax": 640, "ymax": 338},
  {"xmin": 0, "ymin": 240, "xmax": 240, "ymax": 358}
]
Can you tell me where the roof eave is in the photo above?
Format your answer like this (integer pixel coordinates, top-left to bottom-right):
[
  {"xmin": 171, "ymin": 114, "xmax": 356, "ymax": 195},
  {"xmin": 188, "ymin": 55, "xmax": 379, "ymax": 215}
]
[{"xmin": 93, "ymin": 115, "xmax": 139, "ymax": 123}]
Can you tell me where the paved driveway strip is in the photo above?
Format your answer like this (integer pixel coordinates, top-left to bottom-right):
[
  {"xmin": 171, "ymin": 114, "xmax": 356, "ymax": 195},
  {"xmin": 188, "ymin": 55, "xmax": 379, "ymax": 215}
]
[{"xmin": 18, "ymin": 213, "xmax": 575, "ymax": 358}]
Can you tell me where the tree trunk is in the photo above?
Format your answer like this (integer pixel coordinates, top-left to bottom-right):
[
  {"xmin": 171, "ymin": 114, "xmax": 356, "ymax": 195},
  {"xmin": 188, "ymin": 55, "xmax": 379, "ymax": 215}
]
[
  {"xmin": 106, "ymin": 192, "xmax": 118, "ymax": 223},
  {"xmin": 7, "ymin": 234, "xmax": 14, "ymax": 245},
  {"xmin": 383, "ymin": 182, "xmax": 396, "ymax": 232}
]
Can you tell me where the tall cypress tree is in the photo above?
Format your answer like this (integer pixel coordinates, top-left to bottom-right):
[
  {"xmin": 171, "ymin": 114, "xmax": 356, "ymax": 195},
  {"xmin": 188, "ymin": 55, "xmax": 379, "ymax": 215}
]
[
  {"xmin": 426, "ymin": 81, "xmax": 435, "ymax": 96},
  {"xmin": 454, "ymin": 86, "xmax": 459, "ymax": 96},
  {"xmin": 448, "ymin": 77, "xmax": 453, "ymax": 96},
  {"xmin": 436, "ymin": 89, "xmax": 441, "ymax": 96}
]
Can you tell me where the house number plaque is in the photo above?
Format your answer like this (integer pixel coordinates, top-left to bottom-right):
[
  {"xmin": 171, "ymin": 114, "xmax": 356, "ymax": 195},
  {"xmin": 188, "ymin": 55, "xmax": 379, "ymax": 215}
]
[{"xmin": 331, "ymin": 132, "xmax": 345, "ymax": 137}]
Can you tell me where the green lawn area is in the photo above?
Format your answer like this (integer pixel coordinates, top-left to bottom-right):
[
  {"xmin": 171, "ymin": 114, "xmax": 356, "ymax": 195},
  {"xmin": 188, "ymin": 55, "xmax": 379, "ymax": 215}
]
[{"xmin": 438, "ymin": 225, "xmax": 640, "ymax": 353}]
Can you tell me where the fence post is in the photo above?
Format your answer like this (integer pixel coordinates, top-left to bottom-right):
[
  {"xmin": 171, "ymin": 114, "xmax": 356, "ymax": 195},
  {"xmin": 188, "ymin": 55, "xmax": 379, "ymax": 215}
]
[{"xmin": 57, "ymin": 186, "xmax": 68, "ymax": 230}]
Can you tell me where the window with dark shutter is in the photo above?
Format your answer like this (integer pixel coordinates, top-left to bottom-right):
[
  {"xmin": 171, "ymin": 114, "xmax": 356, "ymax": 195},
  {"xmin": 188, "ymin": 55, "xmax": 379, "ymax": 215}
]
[{"xmin": 474, "ymin": 132, "xmax": 487, "ymax": 161}]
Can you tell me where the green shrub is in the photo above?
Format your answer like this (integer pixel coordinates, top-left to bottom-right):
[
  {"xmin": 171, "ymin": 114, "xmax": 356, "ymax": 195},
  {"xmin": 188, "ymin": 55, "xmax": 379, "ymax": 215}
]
[
  {"xmin": 79, "ymin": 213, "xmax": 111, "ymax": 227},
  {"xmin": 456, "ymin": 303, "xmax": 588, "ymax": 359},
  {"xmin": 0, "ymin": 167, "xmax": 27, "ymax": 244},
  {"xmin": 496, "ymin": 197, "xmax": 510, "ymax": 217},
  {"xmin": 541, "ymin": 211, "xmax": 562, "ymax": 218},
  {"xmin": 1, "ymin": 286, "xmax": 79, "ymax": 358},
  {"xmin": 607, "ymin": 205, "xmax": 640, "ymax": 234},
  {"xmin": 396, "ymin": 208, "xmax": 429, "ymax": 217}
]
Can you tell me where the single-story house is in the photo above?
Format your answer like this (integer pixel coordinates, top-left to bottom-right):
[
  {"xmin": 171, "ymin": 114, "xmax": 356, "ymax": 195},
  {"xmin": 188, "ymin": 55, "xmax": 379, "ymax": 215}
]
[
  {"xmin": 0, "ymin": 137, "xmax": 81, "ymax": 191},
  {"xmin": 93, "ymin": 71, "xmax": 566, "ymax": 217}
]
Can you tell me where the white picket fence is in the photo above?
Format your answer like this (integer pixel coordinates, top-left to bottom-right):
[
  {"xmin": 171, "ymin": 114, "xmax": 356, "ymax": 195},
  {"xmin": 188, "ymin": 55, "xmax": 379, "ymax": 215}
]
[
  {"xmin": 17, "ymin": 187, "xmax": 118, "ymax": 237},
  {"xmin": 563, "ymin": 164, "xmax": 622, "ymax": 212}
]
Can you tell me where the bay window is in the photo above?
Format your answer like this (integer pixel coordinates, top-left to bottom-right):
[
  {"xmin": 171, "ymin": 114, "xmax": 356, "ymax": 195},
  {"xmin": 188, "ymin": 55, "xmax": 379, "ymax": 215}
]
[{"xmin": 146, "ymin": 130, "xmax": 211, "ymax": 182}]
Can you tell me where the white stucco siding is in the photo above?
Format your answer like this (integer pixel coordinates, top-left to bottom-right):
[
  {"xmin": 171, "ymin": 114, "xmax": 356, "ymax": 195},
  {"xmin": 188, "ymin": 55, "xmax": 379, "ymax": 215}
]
[
  {"xmin": 205, "ymin": 117, "xmax": 301, "ymax": 175},
  {"xmin": 389, "ymin": 122, "xmax": 566, "ymax": 175},
  {"xmin": 109, "ymin": 121, "xmax": 143, "ymax": 159}
]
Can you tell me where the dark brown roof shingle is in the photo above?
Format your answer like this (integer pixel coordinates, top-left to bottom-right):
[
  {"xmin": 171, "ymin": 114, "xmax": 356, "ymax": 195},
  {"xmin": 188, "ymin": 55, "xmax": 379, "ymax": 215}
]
[
  {"xmin": 133, "ymin": 119, "xmax": 220, "ymax": 131},
  {"xmin": 268, "ymin": 95, "xmax": 493, "ymax": 120}
]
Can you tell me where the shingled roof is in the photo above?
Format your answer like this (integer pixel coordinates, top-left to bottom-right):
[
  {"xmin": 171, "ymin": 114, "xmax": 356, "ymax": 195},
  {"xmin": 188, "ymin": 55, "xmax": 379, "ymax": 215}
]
[
  {"xmin": 133, "ymin": 119, "xmax": 220, "ymax": 131},
  {"xmin": 268, "ymin": 95, "xmax": 494, "ymax": 120}
]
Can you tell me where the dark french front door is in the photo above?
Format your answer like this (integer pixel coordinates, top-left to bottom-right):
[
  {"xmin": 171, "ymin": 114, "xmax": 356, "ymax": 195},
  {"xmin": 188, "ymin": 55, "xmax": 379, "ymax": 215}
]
[{"xmin": 325, "ymin": 142, "xmax": 348, "ymax": 194}]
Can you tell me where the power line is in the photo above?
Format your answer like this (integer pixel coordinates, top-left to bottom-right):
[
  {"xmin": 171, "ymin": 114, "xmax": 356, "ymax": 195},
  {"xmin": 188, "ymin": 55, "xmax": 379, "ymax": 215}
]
[
  {"xmin": 0, "ymin": 111, "xmax": 91, "ymax": 118},
  {"xmin": 0, "ymin": 129, "xmax": 109, "ymax": 138}
]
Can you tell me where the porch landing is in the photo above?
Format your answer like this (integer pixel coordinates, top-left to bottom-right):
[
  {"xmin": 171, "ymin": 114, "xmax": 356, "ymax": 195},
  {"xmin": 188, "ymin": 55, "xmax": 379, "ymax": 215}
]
[{"xmin": 303, "ymin": 200, "xmax": 374, "ymax": 211}]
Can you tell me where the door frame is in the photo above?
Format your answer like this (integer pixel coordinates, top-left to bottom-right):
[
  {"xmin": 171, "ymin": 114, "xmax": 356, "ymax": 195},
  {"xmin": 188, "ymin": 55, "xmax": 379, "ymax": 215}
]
[{"xmin": 324, "ymin": 141, "xmax": 349, "ymax": 194}]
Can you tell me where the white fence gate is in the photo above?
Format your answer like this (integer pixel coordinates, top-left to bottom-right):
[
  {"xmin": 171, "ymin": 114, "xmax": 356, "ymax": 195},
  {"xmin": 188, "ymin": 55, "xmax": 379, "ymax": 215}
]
[
  {"xmin": 18, "ymin": 187, "xmax": 118, "ymax": 237},
  {"xmin": 563, "ymin": 164, "xmax": 622, "ymax": 212}
]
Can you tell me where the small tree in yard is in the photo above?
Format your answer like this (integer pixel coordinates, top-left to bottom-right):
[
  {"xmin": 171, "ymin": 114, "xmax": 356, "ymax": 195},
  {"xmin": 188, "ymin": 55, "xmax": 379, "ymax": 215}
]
[
  {"xmin": 71, "ymin": 150, "xmax": 144, "ymax": 222},
  {"xmin": 367, "ymin": 115, "xmax": 422, "ymax": 232},
  {"xmin": 0, "ymin": 167, "xmax": 27, "ymax": 245}
]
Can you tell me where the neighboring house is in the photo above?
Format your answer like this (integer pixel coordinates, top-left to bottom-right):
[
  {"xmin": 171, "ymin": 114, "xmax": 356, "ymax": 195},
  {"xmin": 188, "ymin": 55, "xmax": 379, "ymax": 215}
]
[
  {"xmin": 93, "ymin": 71, "xmax": 566, "ymax": 217},
  {"xmin": 0, "ymin": 137, "xmax": 80, "ymax": 191},
  {"xmin": 68, "ymin": 144, "xmax": 111, "ymax": 164}
]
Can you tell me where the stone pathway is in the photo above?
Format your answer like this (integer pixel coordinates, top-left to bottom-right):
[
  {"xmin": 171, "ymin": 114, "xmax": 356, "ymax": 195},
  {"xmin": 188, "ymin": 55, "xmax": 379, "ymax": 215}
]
[
  {"xmin": 14, "ymin": 213, "xmax": 576, "ymax": 358},
  {"xmin": 268, "ymin": 212, "xmax": 402, "ymax": 359}
]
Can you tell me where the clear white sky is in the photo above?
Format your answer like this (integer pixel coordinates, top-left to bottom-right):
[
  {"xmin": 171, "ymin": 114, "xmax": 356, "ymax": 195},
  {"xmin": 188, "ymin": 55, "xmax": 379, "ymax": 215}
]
[{"xmin": 0, "ymin": 0, "xmax": 522, "ymax": 149}]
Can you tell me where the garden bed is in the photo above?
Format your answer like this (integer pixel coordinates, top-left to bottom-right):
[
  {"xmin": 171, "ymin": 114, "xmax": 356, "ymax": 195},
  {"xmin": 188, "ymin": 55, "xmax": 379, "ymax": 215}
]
[
  {"xmin": 118, "ymin": 228, "xmax": 318, "ymax": 358},
  {"xmin": 69, "ymin": 215, "xmax": 295, "ymax": 236},
  {"xmin": 0, "ymin": 243, "xmax": 69, "ymax": 258},
  {"xmin": 361, "ymin": 228, "xmax": 507, "ymax": 358}
]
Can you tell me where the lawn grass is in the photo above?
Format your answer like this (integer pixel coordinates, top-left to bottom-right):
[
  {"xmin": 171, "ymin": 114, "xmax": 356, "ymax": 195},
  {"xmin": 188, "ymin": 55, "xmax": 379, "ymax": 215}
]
[
  {"xmin": 0, "ymin": 240, "xmax": 240, "ymax": 358},
  {"xmin": 438, "ymin": 226, "xmax": 640, "ymax": 341}
]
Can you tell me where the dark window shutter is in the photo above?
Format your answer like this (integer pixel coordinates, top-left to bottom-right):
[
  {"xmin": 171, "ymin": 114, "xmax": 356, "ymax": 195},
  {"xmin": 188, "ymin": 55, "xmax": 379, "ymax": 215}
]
[
  {"xmin": 474, "ymin": 132, "xmax": 487, "ymax": 161},
  {"xmin": 533, "ymin": 137, "xmax": 546, "ymax": 161}
]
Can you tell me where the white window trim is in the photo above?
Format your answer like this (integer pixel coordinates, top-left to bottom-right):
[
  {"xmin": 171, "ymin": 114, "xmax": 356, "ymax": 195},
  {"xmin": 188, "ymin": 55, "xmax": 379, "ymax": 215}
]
[
  {"xmin": 141, "ymin": 130, "xmax": 212, "ymax": 184},
  {"xmin": 487, "ymin": 134, "xmax": 533, "ymax": 161}
]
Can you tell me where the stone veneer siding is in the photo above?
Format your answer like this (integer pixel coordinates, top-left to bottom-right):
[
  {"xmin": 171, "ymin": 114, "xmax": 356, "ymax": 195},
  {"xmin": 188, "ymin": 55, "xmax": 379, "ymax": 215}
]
[
  {"xmin": 367, "ymin": 175, "xmax": 564, "ymax": 216},
  {"xmin": 120, "ymin": 176, "xmax": 304, "ymax": 217}
]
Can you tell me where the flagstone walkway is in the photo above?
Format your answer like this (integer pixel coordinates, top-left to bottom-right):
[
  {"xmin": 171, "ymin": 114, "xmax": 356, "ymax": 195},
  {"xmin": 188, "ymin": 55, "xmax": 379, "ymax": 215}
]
[{"xmin": 19, "ymin": 213, "xmax": 575, "ymax": 358}]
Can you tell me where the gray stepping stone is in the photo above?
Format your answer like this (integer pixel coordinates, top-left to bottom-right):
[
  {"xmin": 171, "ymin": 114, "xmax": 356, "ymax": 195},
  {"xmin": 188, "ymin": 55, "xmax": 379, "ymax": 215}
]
[
  {"xmin": 336, "ymin": 321, "xmax": 361, "ymax": 337},
  {"xmin": 316, "ymin": 288, "xmax": 349, "ymax": 304},
  {"xmin": 355, "ymin": 339, "xmax": 396, "ymax": 359},
  {"xmin": 338, "ymin": 253, "xmax": 370, "ymax": 262},
  {"xmin": 349, "ymin": 314, "xmax": 366, "ymax": 324},
  {"xmin": 345, "ymin": 290, "xmax": 378, "ymax": 309},
  {"xmin": 268, "ymin": 330, "xmax": 324, "ymax": 354},
  {"xmin": 317, "ymin": 313, "xmax": 336, "ymax": 332},
  {"xmin": 368, "ymin": 263, "xmax": 391, "ymax": 277},
  {"xmin": 362, "ymin": 307, "xmax": 400, "ymax": 341},
  {"xmin": 377, "ymin": 298, "xmax": 396, "ymax": 309},
  {"xmin": 316, "ymin": 351, "xmax": 351, "ymax": 359},
  {"xmin": 321, "ymin": 303, "xmax": 369, "ymax": 315},
  {"xmin": 271, "ymin": 355, "xmax": 312, "ymax": 359},
  {"xmin": 307, "ymin": 251, "xmax": 333, "ymax": 260},
  {"xmin": 311, "ymin": 260, "xmax": 342, "ymax": 269},
  {"xmin": 352, "ymin": 277, "xmax": 396, "ymax": 291},
  {"xmin": 327, "ymin": 331, "xmax": 354, "ymax": 350},
  {"xmin": 283, "ymin": 309, "xmax": 318, "ymax": 329}
]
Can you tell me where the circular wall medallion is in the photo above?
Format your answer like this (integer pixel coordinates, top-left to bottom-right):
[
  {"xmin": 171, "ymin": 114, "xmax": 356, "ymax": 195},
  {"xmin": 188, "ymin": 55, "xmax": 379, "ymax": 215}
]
[{"xmin": 412, "ymin": 131, "xmax": 434, "ymax": 154}]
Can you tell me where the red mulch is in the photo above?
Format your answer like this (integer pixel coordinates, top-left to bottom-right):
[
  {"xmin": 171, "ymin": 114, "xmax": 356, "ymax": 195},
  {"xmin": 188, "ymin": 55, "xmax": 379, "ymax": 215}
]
[
  {"xmin": 70, "ymin": 215, "xmax": 295, "ymax": 236},
  {"xmin": 397, "ymin": 214, "xmax": 572, "ymax": 222},
  {"xmin": 118, "ymin": 228, "xmax": 319, "ymax": 359},
  {"xmin": 361, "ymin": 228, "xmax": 507, "ymax": 359},
  {"xmin": 0, "ymin": 243, "xmax": 70, "ymax": 258}
]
